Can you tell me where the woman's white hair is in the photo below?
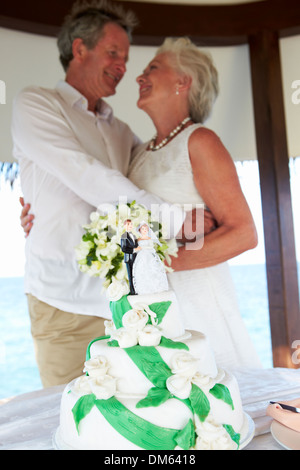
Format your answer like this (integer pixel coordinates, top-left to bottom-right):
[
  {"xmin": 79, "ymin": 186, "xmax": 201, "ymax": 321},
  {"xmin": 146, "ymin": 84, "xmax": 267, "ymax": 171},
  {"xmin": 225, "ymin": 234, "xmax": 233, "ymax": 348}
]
[{"xmin": 156, "ymin": 37, "xmax": 219, "ymax": 123}]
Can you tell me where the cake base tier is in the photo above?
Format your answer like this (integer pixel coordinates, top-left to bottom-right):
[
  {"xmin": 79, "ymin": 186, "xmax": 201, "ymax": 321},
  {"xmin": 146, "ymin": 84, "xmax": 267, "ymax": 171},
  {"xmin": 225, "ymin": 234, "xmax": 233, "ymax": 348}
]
[
  {"xmin": 58, "ymin": 368, "xmax": 245, "ymax": 451},
  {"xmin": 54, "ymin": 412, "xmax": 254, "ymax": 451}
]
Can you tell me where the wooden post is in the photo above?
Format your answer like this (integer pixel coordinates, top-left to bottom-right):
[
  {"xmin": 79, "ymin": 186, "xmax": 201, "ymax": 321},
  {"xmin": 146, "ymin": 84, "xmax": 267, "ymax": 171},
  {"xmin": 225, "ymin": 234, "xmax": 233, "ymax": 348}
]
[{"xmin": 249, "ymin": 30, "xmax": 300, "ymax": 368}]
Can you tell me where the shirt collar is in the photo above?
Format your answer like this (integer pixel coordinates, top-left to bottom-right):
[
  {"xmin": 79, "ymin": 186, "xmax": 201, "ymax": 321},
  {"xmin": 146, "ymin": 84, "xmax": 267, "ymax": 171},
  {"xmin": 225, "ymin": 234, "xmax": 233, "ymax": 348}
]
[{"xmin": 55, "ymin": 80, "xmax": 113, "ymax": 122}]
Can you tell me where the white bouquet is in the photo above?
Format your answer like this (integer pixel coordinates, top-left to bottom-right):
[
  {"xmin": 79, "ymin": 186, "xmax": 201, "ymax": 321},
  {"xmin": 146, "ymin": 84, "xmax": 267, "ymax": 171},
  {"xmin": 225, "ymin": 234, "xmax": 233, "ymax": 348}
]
[{"xmin": 75, "ymin": 201, "xmax": 178, "ymax": 290}]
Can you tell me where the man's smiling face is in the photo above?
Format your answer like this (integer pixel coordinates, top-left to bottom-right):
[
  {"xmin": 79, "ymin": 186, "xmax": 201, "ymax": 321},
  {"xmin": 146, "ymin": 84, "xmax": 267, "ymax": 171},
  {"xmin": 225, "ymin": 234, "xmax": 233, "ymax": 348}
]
[{"xmin": 80, "ymin": 22, "xmax": 130, "ymax": 99}]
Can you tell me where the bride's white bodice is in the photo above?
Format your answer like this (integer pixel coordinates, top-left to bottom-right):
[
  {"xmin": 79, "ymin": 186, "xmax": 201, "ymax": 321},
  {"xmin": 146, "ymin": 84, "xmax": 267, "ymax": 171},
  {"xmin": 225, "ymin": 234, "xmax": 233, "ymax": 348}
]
[
  {"xmin": 137, "ymin": 239, "xmax": 154, "ymax": 250},
  {"xmin": 128, "ymin": 124, "xmax": 204, "ymax": 209}
]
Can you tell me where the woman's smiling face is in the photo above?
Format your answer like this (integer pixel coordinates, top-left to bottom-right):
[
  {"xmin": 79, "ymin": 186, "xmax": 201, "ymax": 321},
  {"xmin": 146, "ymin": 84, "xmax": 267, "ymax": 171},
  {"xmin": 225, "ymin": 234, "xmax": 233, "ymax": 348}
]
[{"xmin": 136, "ymin": 53, "xmax": 181, "ymax": 111}]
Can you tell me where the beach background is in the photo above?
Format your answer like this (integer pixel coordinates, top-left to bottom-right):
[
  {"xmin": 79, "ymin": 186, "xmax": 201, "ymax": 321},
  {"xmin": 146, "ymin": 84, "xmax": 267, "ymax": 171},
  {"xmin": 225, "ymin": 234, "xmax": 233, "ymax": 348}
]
[{"xmin": 0, "ymin": 159, "xmax": 299, "ymax": 399}]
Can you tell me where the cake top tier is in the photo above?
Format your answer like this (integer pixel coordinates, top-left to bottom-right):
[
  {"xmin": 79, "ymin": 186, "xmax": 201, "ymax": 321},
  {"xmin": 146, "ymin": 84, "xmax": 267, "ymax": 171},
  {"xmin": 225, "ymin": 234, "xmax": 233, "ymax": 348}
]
[{"xmin": 106, "ymin": 289, "xmax": 186, "ymax": 345}]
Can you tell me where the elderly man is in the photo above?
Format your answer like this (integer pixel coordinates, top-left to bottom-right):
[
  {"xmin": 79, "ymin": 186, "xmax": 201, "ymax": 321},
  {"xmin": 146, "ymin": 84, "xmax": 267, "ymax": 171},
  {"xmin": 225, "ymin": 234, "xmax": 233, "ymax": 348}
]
[{"xmin": 14, "ymin": 1, "xmax": 211, "ymax": 388}]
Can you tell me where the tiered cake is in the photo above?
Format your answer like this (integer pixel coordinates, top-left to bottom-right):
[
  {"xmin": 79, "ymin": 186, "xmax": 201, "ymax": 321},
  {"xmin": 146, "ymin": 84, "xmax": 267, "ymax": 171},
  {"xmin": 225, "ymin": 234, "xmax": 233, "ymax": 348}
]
[{"xmin": 56, "ymin": 286, "xmax": 251, "ymax": 450}]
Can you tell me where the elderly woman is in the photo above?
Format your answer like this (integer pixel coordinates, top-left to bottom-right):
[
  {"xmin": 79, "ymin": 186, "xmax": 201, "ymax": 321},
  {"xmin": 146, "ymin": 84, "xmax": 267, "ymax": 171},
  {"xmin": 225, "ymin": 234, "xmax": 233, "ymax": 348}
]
[{"xmin": 129, "ymin": 37, "xmax": 261, "ymax": 369}]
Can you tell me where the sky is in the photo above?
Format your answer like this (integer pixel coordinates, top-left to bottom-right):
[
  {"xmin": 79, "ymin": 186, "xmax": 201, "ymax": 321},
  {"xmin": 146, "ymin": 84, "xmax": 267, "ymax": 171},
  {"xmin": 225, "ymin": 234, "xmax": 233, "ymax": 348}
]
[{"xmin": 0, "ymin": 159, "xmax": 299, "ymax": 277}]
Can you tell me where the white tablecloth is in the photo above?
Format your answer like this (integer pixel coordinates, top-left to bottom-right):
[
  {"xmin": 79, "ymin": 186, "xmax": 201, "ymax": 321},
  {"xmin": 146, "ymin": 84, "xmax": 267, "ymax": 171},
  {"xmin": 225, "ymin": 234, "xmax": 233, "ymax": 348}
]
[{"xmin": 1, "ymin": 367, "xmax": 300, "ymax": 450}]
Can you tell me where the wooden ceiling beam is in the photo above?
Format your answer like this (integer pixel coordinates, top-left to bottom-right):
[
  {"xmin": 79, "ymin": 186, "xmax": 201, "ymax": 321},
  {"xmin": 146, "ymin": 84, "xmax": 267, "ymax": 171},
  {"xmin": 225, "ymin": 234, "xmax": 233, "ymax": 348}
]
[{"xmin": 0, "ymin": 0, "xmax": 300, "ymax": 45}]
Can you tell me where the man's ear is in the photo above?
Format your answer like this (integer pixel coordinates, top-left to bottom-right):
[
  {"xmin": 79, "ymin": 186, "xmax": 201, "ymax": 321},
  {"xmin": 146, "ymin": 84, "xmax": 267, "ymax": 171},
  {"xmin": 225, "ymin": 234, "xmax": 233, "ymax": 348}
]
[{"xmin": 72, "ymin": 38, "xmax": 88, "ymax": 62}]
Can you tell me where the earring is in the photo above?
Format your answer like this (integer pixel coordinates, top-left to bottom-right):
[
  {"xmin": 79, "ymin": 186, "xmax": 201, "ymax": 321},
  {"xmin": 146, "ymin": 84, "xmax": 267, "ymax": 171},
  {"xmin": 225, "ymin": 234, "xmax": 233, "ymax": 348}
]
[{"xmin": 175, "ymin": 86, "xmax": 179, "ymax": 95}]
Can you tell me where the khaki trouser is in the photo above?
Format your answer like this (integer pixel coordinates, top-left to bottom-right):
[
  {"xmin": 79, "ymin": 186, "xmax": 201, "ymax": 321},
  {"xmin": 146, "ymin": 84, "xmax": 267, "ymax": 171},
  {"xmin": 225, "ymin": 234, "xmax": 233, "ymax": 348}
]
[{"xmin": 27, "ymin": 294, "xmax": 106, "ymax": 388}]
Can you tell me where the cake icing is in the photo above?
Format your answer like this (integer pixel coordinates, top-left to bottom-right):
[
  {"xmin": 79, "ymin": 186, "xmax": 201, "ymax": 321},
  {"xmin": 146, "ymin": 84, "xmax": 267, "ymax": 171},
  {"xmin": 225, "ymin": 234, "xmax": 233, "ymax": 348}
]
[{"xmin": 57, "ymin": 287, "xmax": 247, "ymax": 450}]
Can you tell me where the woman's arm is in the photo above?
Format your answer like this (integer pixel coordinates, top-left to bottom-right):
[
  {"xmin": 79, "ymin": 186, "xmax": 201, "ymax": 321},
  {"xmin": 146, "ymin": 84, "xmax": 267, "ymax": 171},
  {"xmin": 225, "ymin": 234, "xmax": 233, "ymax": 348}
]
[{"xmin": 171, "ymin": 127, "xmax": 258, "ymax": 272}]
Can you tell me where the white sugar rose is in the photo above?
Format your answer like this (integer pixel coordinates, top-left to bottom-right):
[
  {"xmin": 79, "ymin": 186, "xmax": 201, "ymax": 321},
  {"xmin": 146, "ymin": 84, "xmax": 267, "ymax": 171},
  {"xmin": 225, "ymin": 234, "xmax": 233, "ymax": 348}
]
[
  {"xmin": 132, "ymin": 303, "xmax": 158, "ymax": 325},
  {"xmin": 170, "ymin": 352, "xmax": 199, "ymax": 378},
  {"xmin": 192, "ymin": 372, "xmax": 215, "ymax": 391},
  {"xmin": 104, "ymin": 319, "xmax": 116, "ymax": 336},
  {"xmin": 166, "ymin": 374, "xmax": 192, "ymax": 400},
  {"xmin": 89, "ymin": 375, "xmax": 117, "ymax": 400},
  {"xmin": 192, "ymin": 368, "xmax": 224, "ymax": 391},
  {"xmin": 72, "ymin": 375, "xmax": 92, "ymax": 396},
  {"xmin": 106, "ymin": 279, "xmax": 129, "ymax": 301},
  {"xmin": 83, "ymin": 356, "xmax": 109, "ymax": 377},
  {"xmin": 111, "ymin": 327, "xmax": 138, "ymax": 348},
  {"xmin": 194, "ymin": 416, "xmax": 238, "ymax": 450},
  {"xmin": 122, "ymin": 308, "xmax": 149, "ymax": 331},
  {"xmin": 138, "ymin": 325, "xmax": 162, "ymax": 347}
]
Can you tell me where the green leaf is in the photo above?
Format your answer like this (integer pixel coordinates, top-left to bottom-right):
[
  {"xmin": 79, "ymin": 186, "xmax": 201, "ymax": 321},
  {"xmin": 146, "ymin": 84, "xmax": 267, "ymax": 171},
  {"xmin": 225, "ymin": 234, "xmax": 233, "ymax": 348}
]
[
  {"xmin": 209, "ymin": 383, "xmax": 234, "ymax": 410},
  {"xmin": 136, "ymin": 387, "xmax": 171, "ymax": 408},
  {"xmin": 124, "ymin": 344, "xmax": 172, "ymax": 388},
  {"xmin": 107, "ymin": 340, "xmax": 119, "ymax": 347},
  {"xmin": 72, "ymin": 394, "xmax": 96, "ymax": 433},
  {"xmin": 110, "ymin": 295, "xmax": 132, "ymax": 329},
  {"xmin": 190, "ymin": 384, "xmax": 210, "ymax": 422},
  {"xmin": 149, "ymin": 301, "xmax": 171, "ymax": 324},
  {"xmin": 159, "ymin": 336, "xmax": 189, "ymax": 351},
  {"xmin": 86, "ymin": 252, "xmax": 97, "ymax": 266},
  {"xmin": 140, "ymin": 358, "xmax": 173, "ymax": 388},
  {"xmin": 82, "ymin": 233, "xmax": 97, "ymax": 243},
  {"xmin": 223, "ymin": 424, "xmax": 241, "ymax": 448},
  {"xmin": 174, "ymin": 419, "xmax": 196, "ymax": 450}
]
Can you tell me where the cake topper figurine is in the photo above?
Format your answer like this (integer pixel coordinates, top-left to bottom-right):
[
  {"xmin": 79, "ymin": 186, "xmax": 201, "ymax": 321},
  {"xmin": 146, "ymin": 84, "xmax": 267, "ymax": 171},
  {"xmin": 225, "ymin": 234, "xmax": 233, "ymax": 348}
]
[
  {"xmin": 120, "ymin": 219, "xmax": 139, "ymax": 295},
  {"xmin": 132, "ymin": 221, "xmax": 169, "ymax": 295}
]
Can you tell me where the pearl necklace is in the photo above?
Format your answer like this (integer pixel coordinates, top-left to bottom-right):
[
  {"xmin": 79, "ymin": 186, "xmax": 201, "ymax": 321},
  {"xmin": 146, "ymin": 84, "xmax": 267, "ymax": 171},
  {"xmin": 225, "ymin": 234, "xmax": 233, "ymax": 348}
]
[{"xmin": 149, "ymin": 116, "xmax": 192, "ymax": 151}]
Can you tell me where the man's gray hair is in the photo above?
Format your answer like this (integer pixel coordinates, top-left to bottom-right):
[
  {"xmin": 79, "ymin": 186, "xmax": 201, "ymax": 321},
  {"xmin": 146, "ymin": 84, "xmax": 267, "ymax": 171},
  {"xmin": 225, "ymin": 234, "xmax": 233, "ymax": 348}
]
[{"xmin": 57, "ymin": 0, "xmax": 138, "ymax": 71}]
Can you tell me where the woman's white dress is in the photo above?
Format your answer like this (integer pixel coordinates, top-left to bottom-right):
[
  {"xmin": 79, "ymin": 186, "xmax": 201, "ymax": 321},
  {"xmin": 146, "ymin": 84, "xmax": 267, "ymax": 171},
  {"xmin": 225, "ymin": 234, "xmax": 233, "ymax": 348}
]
[
  {"xmin": 133, "ymin": 238, "xmax": 169, "ymax": 295},
  {"xmin": 128, "ymin": 123, "xmax": 261, "ymax": 369}
]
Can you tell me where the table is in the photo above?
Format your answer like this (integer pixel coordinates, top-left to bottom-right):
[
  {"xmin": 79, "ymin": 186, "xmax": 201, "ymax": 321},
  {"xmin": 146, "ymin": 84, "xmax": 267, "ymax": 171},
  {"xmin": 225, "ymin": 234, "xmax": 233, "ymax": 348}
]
[{"xmin": 1, "ymin": 367, "xmax": 300, "ymax": 450}]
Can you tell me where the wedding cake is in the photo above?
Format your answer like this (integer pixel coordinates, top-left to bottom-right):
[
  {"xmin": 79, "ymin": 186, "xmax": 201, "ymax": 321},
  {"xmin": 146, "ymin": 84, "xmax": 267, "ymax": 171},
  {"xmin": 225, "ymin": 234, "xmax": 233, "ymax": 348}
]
[{"xmin": 56, "ymin": 285, "xmax": 250, "ymax": 450}]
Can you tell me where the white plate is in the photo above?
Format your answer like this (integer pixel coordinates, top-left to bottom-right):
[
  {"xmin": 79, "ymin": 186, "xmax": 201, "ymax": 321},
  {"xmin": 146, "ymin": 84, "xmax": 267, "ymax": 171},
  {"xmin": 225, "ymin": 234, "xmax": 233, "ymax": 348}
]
[
  {"xmin": 239, "ymin": 413, "xmax": 255, "ymax": 450},
  {"xmin": 53, "ymin": 413, "xmax": 254, "ymax": 451},
  {"xmin": 271, "ymin": 420, "xmax": 300, "ymax": 450}
]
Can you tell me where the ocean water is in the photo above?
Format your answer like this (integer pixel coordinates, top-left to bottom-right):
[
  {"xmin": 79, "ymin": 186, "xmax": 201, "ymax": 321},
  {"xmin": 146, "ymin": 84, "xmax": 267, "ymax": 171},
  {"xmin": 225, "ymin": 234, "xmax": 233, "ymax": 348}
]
[
  {"xmin": 0, "ymin": 277, "xmax": 42, "ymax": 399},
  {"xmin": 0, "ymin": 263, "xmax": 283, "ymax": 399}
]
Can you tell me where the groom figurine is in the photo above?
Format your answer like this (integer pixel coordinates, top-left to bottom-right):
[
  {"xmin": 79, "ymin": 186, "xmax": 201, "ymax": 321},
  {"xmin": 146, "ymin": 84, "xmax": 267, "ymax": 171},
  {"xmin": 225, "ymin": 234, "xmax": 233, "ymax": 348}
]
[{"xmin": 121, "ymin": 219, "xmax": 138, "ymax": 295}]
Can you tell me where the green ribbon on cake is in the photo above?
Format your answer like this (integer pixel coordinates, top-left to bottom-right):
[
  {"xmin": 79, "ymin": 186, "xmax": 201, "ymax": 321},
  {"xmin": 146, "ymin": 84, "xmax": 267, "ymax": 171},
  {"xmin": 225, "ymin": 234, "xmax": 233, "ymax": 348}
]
[
  {"xmin": 72, "ymin": 394, "xmax": 196, "ymax": 450},
  {"xmin": 110, "ymin": 294, "xmax": 132, "ymax": 328}
]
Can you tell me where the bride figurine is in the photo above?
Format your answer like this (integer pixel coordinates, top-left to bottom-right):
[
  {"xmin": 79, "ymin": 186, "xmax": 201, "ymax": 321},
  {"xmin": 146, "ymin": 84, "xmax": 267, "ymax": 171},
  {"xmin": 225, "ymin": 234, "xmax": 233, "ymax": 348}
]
[{"xmin": 132, "ymin": 221, "xmax": 169, "ymax": 295}]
